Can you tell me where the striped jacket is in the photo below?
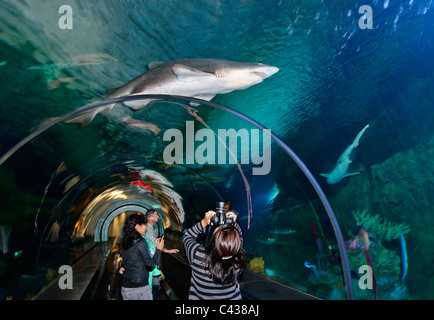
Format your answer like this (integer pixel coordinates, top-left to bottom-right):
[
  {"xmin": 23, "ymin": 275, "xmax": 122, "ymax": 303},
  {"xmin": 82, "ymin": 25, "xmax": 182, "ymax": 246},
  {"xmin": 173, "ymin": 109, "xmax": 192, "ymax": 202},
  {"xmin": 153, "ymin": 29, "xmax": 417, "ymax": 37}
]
[{"xmin": 183, "ymin": 221, "xmax": 243, "ymax": 300}]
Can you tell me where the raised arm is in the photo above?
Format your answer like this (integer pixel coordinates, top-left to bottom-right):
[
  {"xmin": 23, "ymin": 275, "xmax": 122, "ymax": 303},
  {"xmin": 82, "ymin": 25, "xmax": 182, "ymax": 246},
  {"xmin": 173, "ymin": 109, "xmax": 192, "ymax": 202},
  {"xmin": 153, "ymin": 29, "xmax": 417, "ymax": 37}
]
[
  {"xmin": 183, "ymin": 221, "xmax": 206, "ymax": 265},
  {"xmin": 183, "ymin": 210, "xmax": 216, "ymax": 264}
]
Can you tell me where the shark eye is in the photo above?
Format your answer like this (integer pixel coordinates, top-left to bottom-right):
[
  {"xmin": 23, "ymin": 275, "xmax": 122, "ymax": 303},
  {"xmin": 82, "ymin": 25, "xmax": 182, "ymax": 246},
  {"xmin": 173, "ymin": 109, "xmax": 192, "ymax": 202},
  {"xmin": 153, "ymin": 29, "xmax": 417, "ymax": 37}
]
[{"xmin": 253, "ymin": 71, "xmax": 267, "ymax": 79}]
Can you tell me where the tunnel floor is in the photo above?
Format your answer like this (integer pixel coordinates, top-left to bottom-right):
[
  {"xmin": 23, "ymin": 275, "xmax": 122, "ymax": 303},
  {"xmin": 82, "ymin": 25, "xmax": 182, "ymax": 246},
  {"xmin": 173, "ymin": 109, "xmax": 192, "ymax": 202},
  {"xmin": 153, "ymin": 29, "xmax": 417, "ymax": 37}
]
[{"xmin": 32, "ymin": 242, "xmax": 320, "ymax": 300}]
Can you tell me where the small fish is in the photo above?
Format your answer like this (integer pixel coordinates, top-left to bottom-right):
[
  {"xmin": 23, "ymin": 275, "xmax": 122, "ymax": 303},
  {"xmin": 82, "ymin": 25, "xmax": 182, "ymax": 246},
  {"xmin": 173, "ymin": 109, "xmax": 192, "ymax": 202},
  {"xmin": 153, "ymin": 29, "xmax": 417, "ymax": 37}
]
[
  {"xmin": 270, "ymin": 229, "xmax": 296, "ymax": 235},
  {"xmin": 70, "ymin": 53, "xmax": 118, "ymax": 64},
  {"xmin": 47, "ymin": 77, "xmax": 75, "ymax": 90},
  {"xmin": 256, "ymin": 237, "xmax": 285, "ymax": 245},
  {"xmin": 400, "ymin": 234, "xmax": 408, "ymax": 284},
  {"xmin": 304, "ymin": 261, "xmax": 321, "ymax": 279}
]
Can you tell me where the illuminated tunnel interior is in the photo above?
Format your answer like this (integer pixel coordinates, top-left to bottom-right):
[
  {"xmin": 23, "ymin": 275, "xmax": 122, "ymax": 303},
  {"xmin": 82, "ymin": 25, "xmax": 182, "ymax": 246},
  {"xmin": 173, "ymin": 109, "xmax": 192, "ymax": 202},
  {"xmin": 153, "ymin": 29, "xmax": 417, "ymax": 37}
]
[{"xmin": 1, "ymin": 0, "xmax": 434, "ymax": 300}]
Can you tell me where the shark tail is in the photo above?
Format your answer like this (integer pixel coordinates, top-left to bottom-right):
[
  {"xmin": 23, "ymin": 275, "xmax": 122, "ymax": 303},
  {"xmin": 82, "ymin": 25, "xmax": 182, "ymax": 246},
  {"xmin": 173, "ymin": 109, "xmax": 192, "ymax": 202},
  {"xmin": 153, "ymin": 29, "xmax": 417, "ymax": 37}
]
[
  {"xmin": 63, "ymin": 104, "xmax": 115, "ymax": 127},
  {"xmin": 343, "ymin": 172, "xmax": 361, "ymax": 178},
  {"xmin": 352, "ymin": 124, "xmax": 370, "ymax": 148},
  {"xmin": 37, "ymin": 103, "xmax": 115, "ymax": 129}
]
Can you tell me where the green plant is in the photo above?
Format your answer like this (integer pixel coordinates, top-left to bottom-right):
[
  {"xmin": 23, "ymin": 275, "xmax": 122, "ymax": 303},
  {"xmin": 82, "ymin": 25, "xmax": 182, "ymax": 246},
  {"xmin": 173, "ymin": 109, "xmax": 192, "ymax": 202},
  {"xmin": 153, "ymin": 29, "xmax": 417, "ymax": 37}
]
[{"xmin": 352, "ymin": 209, "xmax": 410, "ymax": 241}]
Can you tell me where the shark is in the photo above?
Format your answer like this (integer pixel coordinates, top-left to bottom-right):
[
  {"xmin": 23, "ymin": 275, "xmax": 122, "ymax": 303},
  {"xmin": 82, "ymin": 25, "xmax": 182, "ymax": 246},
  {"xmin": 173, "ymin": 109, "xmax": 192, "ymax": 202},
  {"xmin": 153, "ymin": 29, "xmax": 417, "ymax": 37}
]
[
  {"xmin": 320, "ymin": 124, "xmax": 370, "ymax": 184},
  {"xmin": 66, "ymin": 58, "xmax": 279, "ymax": 129},
  {"xmin": 270, "ymin": 229, "xmax": 296, "ymax": 235}
]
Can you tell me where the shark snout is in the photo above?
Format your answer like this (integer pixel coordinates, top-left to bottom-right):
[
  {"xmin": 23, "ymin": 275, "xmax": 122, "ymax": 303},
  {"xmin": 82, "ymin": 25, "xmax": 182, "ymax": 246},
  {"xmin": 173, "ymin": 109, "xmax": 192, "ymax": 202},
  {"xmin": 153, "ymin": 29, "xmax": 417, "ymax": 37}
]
[
  {"xmin": 253, "ymin": 65, "xmax": 279, "ymax": 79},
  {"xmin": 267, "ymin": 66, "xmax": 279, "ymax": 77}
]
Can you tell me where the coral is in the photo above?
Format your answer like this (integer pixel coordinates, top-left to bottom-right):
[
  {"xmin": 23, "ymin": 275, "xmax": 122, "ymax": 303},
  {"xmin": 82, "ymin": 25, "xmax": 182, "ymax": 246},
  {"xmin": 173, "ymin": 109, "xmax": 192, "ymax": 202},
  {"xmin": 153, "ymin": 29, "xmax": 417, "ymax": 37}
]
[
  {"xmin": 352, "ymin": 209, "xmax": 410, "ymax": 241},
  {"xmin": 249, "ymin": 257, "xmax": 265, "ymax": 273}
]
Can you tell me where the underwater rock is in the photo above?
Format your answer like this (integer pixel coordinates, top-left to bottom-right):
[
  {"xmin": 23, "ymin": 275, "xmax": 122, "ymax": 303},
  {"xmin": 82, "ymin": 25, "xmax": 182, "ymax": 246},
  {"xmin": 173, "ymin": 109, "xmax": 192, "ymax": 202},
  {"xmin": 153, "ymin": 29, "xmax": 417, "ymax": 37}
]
[
  {"xmin": 330, "ymin": 136, "xmax": 434, "ymax": 231},
  {"xmin": 371, "ymin": 138, "xmax": 434, "ymax": 218},
  {"xmin": 390, "ymin": 284, "xmax": 409, "ymax": 300},
  {"xmin": 326, "ymin": 137, "xmax": 434, "ymax": 298},
  {"xmin": 412, "ymin": 222, "xmax": 434, "ymax": 264}
]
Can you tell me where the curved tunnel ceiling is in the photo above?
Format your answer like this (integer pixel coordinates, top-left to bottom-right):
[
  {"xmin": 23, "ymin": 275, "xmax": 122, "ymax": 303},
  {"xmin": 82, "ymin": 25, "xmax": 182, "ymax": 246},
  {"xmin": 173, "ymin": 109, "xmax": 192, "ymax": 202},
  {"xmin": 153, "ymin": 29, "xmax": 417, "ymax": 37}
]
[{"xmin": 1, "ymin": 0, "xmax": 434, "ymax": 301}]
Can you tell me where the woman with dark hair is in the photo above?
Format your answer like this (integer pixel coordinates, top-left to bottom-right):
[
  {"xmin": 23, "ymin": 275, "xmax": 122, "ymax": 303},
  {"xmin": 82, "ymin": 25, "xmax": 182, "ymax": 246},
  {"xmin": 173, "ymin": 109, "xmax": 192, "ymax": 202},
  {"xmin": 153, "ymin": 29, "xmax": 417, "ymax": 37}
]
[
  {"xmin": 120, "ymin": 213, "xmax": 164, "ymax": 300},
  {"xmin": 183, "ymin": 210, "xmax": 244, "ymax": 300}
]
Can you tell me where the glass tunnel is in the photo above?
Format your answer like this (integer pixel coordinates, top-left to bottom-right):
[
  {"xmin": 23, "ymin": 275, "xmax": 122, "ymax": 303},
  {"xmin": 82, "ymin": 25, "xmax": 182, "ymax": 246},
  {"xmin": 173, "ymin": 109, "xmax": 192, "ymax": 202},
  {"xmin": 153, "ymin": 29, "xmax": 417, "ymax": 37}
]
[{"xmin": 1, "ymin": 0, "xmax": 434, "ymax": 301}]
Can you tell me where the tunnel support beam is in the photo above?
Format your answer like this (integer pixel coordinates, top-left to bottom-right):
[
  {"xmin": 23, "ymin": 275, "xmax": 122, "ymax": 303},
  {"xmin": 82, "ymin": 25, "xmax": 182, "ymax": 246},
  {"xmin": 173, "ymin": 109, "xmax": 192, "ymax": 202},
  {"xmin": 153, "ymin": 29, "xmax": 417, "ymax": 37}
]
[{"xmin": 95, "ymin": 199, "xmax": 158, "ymax": 242}]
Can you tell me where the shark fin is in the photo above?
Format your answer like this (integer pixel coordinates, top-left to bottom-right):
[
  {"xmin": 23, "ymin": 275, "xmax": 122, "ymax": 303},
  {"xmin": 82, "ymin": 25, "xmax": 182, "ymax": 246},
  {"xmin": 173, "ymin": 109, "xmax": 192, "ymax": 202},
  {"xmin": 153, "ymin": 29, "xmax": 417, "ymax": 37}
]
[
  {"xmin": 188, "ymin": 94, "xmax": 217, "ymax": 107},
  {"xmin": 123, "ymin": 116, "xmax": 161, "ymax": 135},
  {"xmin": 319, "ymin": 173, "xmax": 330, "ymax": 178},
  {"xmin": 195, "ymin": 94, "xmax": 216, "ymax": 101},
  {"xmin": 148, "ymin": 61, "xmax": 165, "ymax": 69},
  {"xmin": 64, "ymin": 110, "xmax": 99, "ymax": 127},
  {"xmin": 172, "ymin": 64, "xmax": 215, "ymax": 82},
  {"xmin": 106, "ymin": 87, "xmax": 122, "ymax": 95},
  {"xmin": 122, "ymin": 98, "xmax": 153, "ymax": 111},
  {"xmin": 100, "ymin": 103, "xmax": 115, "ymax": 117}
]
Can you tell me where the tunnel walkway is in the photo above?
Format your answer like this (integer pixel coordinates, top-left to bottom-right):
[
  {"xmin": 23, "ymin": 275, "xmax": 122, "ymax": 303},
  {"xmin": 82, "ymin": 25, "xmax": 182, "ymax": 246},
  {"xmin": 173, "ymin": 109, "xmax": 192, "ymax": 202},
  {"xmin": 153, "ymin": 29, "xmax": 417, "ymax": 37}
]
[
  {"xmin": 160, "ymin": 249, "xmax": 320, "ymax": 300},
  {"xmin": 33, "ymin": 241, "xmax": 112, "ymax": 300},
  {"xmin": 32, "ymin": 242, "xmax": 320, "ymax": 300}
]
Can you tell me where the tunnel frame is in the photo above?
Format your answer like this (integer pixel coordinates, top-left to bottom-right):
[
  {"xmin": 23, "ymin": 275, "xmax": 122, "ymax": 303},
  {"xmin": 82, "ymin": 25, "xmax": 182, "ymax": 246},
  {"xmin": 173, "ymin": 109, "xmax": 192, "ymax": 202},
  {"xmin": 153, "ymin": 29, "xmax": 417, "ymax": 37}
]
[
  {"xmin": 0, "ymin": 94, "xmax": 355, "ymax": 300},
  {"xmin": 95, "ymin": 199, "xmax": 157, "ymax": 242}
]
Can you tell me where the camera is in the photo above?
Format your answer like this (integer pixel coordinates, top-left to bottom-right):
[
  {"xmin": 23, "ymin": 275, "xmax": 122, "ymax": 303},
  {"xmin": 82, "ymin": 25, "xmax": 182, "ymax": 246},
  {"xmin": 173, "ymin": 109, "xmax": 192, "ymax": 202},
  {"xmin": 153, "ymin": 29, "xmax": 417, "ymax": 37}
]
[{"xmin": 210, "ymin": 202, "xmax": 235, "ymax": 226}]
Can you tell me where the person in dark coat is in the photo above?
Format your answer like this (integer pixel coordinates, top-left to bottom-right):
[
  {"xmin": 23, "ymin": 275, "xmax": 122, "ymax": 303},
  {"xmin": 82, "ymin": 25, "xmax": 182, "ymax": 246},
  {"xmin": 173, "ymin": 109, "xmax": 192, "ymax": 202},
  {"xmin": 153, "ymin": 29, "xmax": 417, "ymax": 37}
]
[{"xmin": 120, "ymin": 213, "xmax": 164, "ymax": 300}]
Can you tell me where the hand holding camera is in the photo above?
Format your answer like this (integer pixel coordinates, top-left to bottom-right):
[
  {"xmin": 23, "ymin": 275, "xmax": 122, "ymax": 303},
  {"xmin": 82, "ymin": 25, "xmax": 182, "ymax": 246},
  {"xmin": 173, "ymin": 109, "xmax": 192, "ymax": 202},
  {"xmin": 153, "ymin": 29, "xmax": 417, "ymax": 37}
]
[
  {"xmin": 201, "ymin": 210, "xmax": 216, "ymax": 228},
  {"xmin": 156, "ymin": 235, "xmax": 165, "ymax": 250},
  {"xmin": 201, "ymin": 202, "xmax": 239, "ymax": 228},
  {"xmin": 226, "ymin": 211, "xmax": 238, "ymax": 224},
  {"xmin": 210, "ymin": 202, "xmax": 238, "ymax": 226}
]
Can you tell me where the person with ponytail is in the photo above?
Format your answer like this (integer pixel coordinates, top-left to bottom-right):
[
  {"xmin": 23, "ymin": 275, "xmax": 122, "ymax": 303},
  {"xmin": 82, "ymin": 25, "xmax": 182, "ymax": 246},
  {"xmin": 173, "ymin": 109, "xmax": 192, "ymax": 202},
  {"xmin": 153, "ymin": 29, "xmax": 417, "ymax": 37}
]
[
  {"xmin": 120, "ymin": 213, "xmax": 164, "ymax": 300},
  {"xmin": 183, "ymin": 210, "xmax": 244, "ymax": 300}
]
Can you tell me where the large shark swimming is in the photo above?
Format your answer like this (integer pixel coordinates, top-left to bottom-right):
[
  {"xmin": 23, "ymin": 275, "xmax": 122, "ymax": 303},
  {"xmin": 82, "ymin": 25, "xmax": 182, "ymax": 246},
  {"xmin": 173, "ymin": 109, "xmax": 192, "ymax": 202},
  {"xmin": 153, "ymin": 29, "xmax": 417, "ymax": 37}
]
[
  {"xmin": 0, "ymin": 59, "xmax": 279, "ymax": 175},
  {"xmin": 320, "ymin": 124, "xmax": 370, "ymax": 184},
  {"xmin": 66, "ymin": 58, "xmax": 279, "ymax": 128}
]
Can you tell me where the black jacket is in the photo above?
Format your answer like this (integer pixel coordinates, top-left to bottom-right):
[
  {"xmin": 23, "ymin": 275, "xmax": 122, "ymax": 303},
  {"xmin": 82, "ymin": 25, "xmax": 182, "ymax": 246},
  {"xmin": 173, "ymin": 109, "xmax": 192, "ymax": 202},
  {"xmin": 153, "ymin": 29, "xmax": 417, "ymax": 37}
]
[{"xmin": 120, "ymin": 235, "xmax": 161, "ymax": 288}]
